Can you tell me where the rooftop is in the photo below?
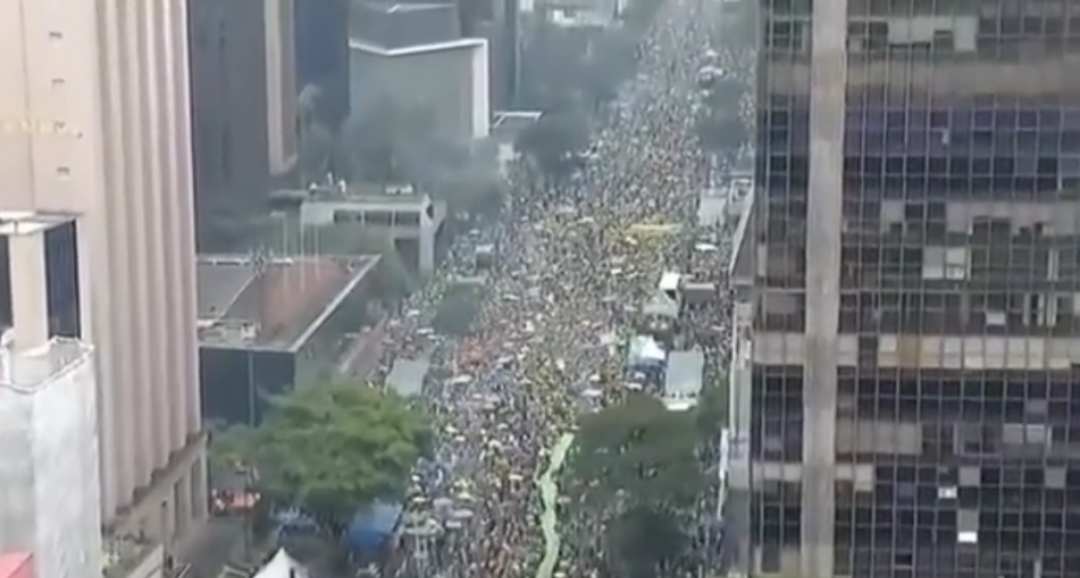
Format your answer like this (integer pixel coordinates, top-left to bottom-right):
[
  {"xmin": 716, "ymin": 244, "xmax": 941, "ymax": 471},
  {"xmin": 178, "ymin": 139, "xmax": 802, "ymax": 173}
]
[
  {"xmin": 386, "ymin": 358, "xmax": 430, "ymax": 397},
  {"xmin": 350, "ymin": 1, "xmax": 462, "ymax": 50},
  {"xmin": 273, "ymin": 184, "xmax": 434, "ymax": 205},
  {"xmin": 0, "ymin": 210, "xmax": 76, "ymax": 236},
  {"xmin": 197, "ymin": 254, "xmax": 380, "ymax": 352},
  {"xmin": 348, "ymin": 36, "xmax": 486, "ymax": 58},
  {"xmin": 0, "ymin": 333, "xmax": 93, "ymax": 390},
  {"xmin": 491, "ymin": 110, "xmax": 542, "ymax": 135}
]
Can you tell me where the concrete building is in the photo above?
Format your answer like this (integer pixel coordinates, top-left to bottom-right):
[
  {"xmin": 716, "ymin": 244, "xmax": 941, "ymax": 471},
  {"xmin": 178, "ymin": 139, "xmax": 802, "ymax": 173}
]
[
  {"xmin": 298, "ymin": 188, "xmax": 448, "ymax": 274},
  {"xmin": 0, "ymin": 0, "xmax": 207, "ymax": 553},
  {"xmin": 295, "ymin": 0, "xmax": 350, "ymax": 127},
  {"xmin": 349, "ymin": 2, "xmax": 490, "ymax": 141},
  {"xmin": 735, "ymin": 1, "xmax": 1080, "ymax": 577},
  {"xmin": 0, "ymin": 215, "xmax": 102, "ymax": 578},
  {"xmin": 188, "ymin": 0, "xmax": 299, "ymax": 249},
  {"xmin": 197, "ymin": 253, "xmax": 381, "ymax": 425},
  {"xmin": 460, "ymin": 0, "xmax": 523, "ymax": 109}
]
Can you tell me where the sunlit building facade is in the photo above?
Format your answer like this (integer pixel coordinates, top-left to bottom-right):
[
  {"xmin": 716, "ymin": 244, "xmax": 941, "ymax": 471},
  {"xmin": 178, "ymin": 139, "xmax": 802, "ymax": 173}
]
[
  {"xmin": 746, "ymin": 0, "xmax": 1080, "ymax": 577},
  {"xmin": 0, "ymin": 0, "xmax": 207, "ymax": 551}
]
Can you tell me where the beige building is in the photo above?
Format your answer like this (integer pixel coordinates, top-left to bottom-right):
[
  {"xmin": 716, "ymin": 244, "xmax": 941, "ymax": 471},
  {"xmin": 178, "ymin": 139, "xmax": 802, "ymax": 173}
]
[{"xmin": 0, "ymin": 0, "xmax": 207, "ymax": 552}]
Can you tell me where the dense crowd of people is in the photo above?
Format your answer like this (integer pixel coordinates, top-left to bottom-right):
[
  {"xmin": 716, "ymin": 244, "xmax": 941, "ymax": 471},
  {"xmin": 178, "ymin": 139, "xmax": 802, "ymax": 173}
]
[{"xmin": 361, "ymin": 0, "xmax": 753, "ymax": 575}]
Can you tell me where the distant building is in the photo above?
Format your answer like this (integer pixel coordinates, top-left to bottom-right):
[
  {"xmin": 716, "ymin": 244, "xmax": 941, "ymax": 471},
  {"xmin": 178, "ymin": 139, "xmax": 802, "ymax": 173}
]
[
  {"xmin": 297, "ymin": 186, "xmax": 448, "ymax": 274},
  {"xmin": 188, "ymin": 0, "xmax": 300, "ymax": 243},
  {"xmin": 197, "ymin": 254, "xmax": 381, "ymax": 425},
  {"xmin": 295, "ymin": 0, "xmax": 350, "ymax": 127},
  {"xmin": 349, "ymin": 2, "xmax": 490, "ymax": 141},
  {"xmin": 460, "ymin": 0, "xmax": 523, "ymax": 109}
]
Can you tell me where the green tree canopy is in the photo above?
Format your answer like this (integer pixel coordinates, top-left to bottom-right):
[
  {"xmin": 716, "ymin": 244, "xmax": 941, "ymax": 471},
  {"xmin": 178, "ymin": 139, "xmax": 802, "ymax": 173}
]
[
  {"xmin": 237, "ymin": 382, "xmax": 431, "ymax": 530},
  {"xmin": 566, "ymin": 394, "xmax": 707, "ymax": 578},
  {"xmin": 568, "ymin": 393, "xmax": 707, "ymax": 511},
  {"xmin": 694, "ymin": 377, "xmax": 729, "ymax": 443}
]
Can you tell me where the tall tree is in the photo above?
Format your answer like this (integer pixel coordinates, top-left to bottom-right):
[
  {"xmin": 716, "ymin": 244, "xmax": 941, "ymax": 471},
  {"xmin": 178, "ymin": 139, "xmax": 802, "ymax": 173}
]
[
  {"xmin": 569, "ymin": 393, "xmax": 707, "ymax": 511},
  {"xmin": 246, "ymin": 382, "xmax": 431, "ymax": 532},
  {"xmin": 567, "ymin": 394, "xmax": 708, "ymax": 578}
]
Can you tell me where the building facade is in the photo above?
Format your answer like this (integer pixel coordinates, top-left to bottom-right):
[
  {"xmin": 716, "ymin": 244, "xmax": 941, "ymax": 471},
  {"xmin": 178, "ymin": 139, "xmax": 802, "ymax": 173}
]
[
  {"xmin": 0, "ymin": 216, "xmax": 103, "ymax": 578},
  {"xmin": 188, "ymin": 0, "xmax": 271, "ymax": 249},
  {"xmin": 0, "ymin": 0, "xmax": 207, "ymax": 550},
  {"xmin": 295, "ymin": 0, "xmax": 350, "ymax": 127},
  {"xmin": 744, "ymin": 0, "xmax": 1080, "ymax": 577}
]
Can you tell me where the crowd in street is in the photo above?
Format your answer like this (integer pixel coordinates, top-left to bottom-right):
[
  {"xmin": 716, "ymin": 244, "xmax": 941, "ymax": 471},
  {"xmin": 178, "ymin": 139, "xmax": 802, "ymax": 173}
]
[{"xmin": 362, "ymin": 0, "xmax": 754, "ymax": 575}]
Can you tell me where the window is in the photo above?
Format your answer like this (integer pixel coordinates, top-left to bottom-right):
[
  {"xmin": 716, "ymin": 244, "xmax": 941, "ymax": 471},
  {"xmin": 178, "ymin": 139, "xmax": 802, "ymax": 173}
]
[
  {"xmin": 945, "ymin": 248, "xmax": 969, "ymax": 279},
  {"xmin": 922, "ymin": 246, "xmax": 946, "ymax": 279},
  {"xmin": 364, "ymin": 210, "xmax": 394, "ymax": 226}
]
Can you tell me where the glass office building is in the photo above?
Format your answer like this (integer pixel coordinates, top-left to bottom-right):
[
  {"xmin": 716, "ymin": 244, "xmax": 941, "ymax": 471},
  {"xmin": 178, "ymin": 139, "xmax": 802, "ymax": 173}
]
[{"xmin": 749, "ymin": 1, "xmax": 1080, "ymax": 576}]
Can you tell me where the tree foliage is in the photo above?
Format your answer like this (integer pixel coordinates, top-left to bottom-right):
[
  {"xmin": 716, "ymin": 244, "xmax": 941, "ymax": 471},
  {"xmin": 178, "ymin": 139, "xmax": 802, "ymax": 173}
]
[
  {"xmin": 568, "ymin": 393, "xmax": 707, "ymax": 512},
  {"xmin": 603, "ymin": 506, "xmax": 691, "ymax": 578},
  {"xmin": 232, "ymin": 382, "xmax": 431, "ymax": 530},
  {"xmin": 694, "ymin": 377, "xmax": 729, "ymax": 443}
]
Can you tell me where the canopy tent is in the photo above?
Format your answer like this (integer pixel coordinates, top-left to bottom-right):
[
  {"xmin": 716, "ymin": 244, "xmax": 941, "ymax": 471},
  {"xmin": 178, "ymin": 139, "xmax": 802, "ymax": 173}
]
[
  {"xmin": 386, "ymin": 358, "xmax": 430, "ymax": 397},
  {"xmin": 626, "ymin": 335, "xmax": 666, "ymax": 366},
  {"xmin": 662, "ymin": 349, "xmax": 705, "ymax": 411},
  {"xmin": 253, "ymin": 549, "xmax": 308, "ymax": 578},
  {"xmin": 345, "ymin": 502, "xmax": 405, "ymax": 555}
]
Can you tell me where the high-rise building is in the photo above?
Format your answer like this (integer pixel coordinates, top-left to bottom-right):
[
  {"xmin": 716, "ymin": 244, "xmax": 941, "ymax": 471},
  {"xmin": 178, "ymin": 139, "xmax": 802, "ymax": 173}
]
[
  {"xmin": 295, "ymin": 0, "xmax": 350, "ymax": 127},
  {"xmin": 0, "ymin": 215, "xmax": 103, "ymax": 578},
  {"xmin": 188, "ymin": 0, "xmax": 300, "ymax": 250},
  {"xmin": 736, "ymin": 1, "xmax": 1080, "ymax": 577},
  {"xmin": 0, "ymin": 0, "xmax": 207, "ymax": 550},
  {"xmin": 349, "ymin": 2, "xmax": 491, "ymax": 141}
]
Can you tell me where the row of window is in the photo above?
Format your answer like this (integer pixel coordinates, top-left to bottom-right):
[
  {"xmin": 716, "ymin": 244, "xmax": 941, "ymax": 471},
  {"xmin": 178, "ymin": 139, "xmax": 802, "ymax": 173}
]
[{"xmin": 765, "ymin": 108, "xmax": 1080, "ymax": 128}]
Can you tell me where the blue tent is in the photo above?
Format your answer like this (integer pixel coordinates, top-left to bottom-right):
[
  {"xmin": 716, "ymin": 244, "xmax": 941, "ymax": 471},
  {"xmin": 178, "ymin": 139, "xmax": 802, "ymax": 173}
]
[{"xmin": 344, "ymin": 502, "xmax": 404, "ymax": 555}]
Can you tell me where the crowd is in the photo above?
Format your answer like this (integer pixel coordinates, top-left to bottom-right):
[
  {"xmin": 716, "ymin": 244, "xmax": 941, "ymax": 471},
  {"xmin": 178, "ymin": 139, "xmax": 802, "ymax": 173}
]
[{"xmin": 360, "ymin": 0, "xmax": 753, "ymax": 575}]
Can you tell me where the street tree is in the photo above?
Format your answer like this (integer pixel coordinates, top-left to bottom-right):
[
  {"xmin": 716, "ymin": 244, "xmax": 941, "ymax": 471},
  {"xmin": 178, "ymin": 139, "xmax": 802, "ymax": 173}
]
[
  {"xmin": 569, "ymin": 392, "xmax": 707, "ymax": 511},
  {"xmin": 694, "ymin": 377, "xmax": 729, "ymax": 443},
  {"xmin": 246, "ymin": 382, "xmax": 431, "ymax": 532},
  {"xmin": 567, "ymin": 393, "xmax": 707, "ymax": 578}
]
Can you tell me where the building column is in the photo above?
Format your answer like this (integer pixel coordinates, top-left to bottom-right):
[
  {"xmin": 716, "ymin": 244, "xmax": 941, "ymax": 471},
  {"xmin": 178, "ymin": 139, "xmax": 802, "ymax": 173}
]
[
  {"xmin": 419, "ymin": 228, "xmax": 435, "ymax": 275},
  {"xmin": 801, "ymin": 0, "xmax": 847, "ymax": 575},
  {"xmin": 7, "ymin": 229, "xmax": 49, "ymax": 348}
]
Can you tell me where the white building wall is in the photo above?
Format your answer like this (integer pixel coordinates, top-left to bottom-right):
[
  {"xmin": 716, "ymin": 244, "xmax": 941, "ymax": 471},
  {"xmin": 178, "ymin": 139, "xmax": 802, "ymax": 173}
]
[
  {"xmin": 0, "ymin": 337, "xmax": 103, "ymax": 578},
  {"xmin": 348, "ymin": 40, "xmax": 490, "ymax": 142},
  {"xmin": 0, "ymin": 0, "xmax": 208, "ymax": 541}
]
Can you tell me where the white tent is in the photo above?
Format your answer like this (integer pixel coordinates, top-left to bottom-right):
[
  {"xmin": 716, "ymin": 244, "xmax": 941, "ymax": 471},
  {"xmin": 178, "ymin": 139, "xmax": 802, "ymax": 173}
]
[
  {"xmin": 254, "ymin": 549, "xmax": 308, "ymax": 578},
  {"xmin": 627, "ymin": 335, "xmax": 666, "ymax": 365}
]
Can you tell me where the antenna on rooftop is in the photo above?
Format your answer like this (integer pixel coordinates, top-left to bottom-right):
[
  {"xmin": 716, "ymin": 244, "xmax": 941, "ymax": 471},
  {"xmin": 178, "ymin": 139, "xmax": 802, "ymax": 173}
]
[{"xmin": 252, "ymin": 248, "xmax": 269, "ymax": 339}]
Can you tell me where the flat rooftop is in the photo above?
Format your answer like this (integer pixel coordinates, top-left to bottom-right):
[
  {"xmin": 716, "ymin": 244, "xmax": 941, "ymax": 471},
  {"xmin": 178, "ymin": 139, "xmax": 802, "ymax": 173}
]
[
  {"xmin": 197, "ymin": 253, "xmax": 380, "ymax": 352},
  {"xmin": 0, "ymin": 334, "xmax": 93, "ymax": 389},
  {"xmin": 0, "ymin": 209, "xmax": 76, "ymax": 235},
  {"xmin": 492, "ymin": 110, "xmax": 542, "ymax": 133}
]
